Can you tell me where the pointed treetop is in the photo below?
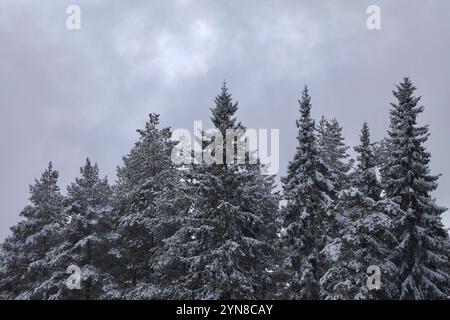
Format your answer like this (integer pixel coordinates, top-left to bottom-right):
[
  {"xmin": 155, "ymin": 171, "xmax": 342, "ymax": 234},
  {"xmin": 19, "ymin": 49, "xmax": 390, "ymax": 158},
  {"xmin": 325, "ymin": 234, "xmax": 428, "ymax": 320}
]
[
  {"xmin": 37, "ymin": 162, "xmax": 59, "ymax": 187},
  {"xmin": 148, "ymin": 113, "xmax": 160, "ymax": 129},
  {"xmin": 28, "ymin": 162, "xmax": 61, "ymax": 207},
  {"xmin": 80, "ymin": 158, "xmax": 100, "ymax": 183},
  {"xmin": 362, "ymin": 120, "xmax": 369, "ymax": 129},
  {"xmin": 84, "ymin": 157, "xmax": 92, "ymax": 169},
  {"xmin": 353, "ymin": 121, "xmax": 381, "ymax": 200},
  {"xmin": 299, "ymin": 85, "xmax": 312, "ymax": 116},
  {"xmin": 396, "ymin": 77, "xmax": 414, "ymax": 91},
  {"xmin": 136, "ymin": 113, "xmax": 170, "ymax": 139},
  {"xmin": 295, "ymin": 85, "xmax": 313, "ymax": 131},
  {"xmin": 302, "ymin": 84, "xmax": 309, "ymax": 95},
  {"xmin": 301, "ymin": 85, "xmax": 310, "ymax": 102},
  {"xmin": 221, "ymin": 80, "xmax": 228, "ymax": 91},
  {"xmin": 355, "ymin": 122, "xmax": 373, "ymax": 160},
  {"xmin": 136, "ymin": 113, "xmax": 162, "ymax": 138},
  {"xmin": 319, "ymin": 115, "xmax": 328, "ymax": 125},
  {"xmin": 360, "ymin": 122, "xmax": 370, "ymax": 146},
  {"xmin": 392, "ymin": 77, "xmax": 421, "ymax": 107},
  {"xmin": 210, "ymin": 82, "xmax": 240, "ymax": 133},
  {"xmin": 355, "ymin": 122, "xmax": 372, "ymax": 164}
]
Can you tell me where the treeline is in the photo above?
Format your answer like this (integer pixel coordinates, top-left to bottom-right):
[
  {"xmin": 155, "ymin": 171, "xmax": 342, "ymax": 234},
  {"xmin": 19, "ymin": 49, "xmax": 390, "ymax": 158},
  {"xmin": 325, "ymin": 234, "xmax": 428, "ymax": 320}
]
[{"xmin": 0, "ymin": 78, "xmax": 449, "ymax": 300}]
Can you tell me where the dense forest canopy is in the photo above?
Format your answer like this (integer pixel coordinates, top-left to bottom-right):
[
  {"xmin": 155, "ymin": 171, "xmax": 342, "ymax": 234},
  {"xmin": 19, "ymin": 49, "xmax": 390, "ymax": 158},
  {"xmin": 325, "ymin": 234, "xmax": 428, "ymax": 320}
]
[{"xmin": 0, "ymin": 78, "xmax": 449, "ymax": 300}]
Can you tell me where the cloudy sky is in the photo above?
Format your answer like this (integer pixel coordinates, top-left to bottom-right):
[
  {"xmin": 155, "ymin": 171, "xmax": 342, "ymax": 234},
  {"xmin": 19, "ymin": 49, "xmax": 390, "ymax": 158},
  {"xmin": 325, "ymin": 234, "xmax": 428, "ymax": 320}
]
[{"xmin": 1, "ymin": 0, "xmax": 449, "ymax": 240}]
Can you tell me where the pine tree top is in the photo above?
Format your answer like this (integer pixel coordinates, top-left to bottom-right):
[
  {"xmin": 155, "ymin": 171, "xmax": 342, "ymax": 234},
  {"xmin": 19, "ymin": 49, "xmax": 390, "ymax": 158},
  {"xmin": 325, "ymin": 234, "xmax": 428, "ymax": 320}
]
[
  {"xmin": 210, "ymin": 82, "xmax": 242, "ymax": 134},
  {"xmin": 383, "ymin": 77, "xmax": 441, "ymax": 207},
  {"xmin": 298, "ymin": 86, "xmax": 312, "ymax": 122},
  {"xmin": 78, "ymin": 158, "xmax": 101, "ymax": 186},
  {"xmin": 354, "ymin": 121, "xmax": 376, "ymax": 171},
  {"xmin": 29, "ymin": 162, "xmax": 61, "ymax": 207}
]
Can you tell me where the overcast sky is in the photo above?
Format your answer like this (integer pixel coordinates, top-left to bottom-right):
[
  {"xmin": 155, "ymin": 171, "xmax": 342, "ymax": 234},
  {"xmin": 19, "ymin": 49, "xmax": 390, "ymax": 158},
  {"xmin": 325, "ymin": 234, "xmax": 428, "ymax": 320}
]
[{"xmin": 1, "ymin": 0, "xmax": 449, "ymax": 241}]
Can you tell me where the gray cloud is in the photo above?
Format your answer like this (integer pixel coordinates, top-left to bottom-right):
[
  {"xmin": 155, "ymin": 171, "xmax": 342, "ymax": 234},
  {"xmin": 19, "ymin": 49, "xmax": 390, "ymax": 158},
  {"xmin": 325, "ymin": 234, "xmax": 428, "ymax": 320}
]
[{"xmin": 1, "ymin": 0, "xmax": 449, "ymax": 240}]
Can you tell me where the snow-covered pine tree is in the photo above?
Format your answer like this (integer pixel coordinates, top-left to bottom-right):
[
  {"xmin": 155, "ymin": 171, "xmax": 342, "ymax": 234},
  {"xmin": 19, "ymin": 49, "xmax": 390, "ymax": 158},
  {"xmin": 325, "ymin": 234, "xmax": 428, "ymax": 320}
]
[
  {"xmin": 381, "ymin": 78, "xmax": 450, "ymax": 299},
  {"xmin": 111, "ymin": 113, "xmax": 190, "ymax": 299},
  {"xmin": 279, "ymin": 86, "xmax": 334, "ymax": 299},
  {"xmin": 0, "ymin": 163, "xmax": 63, "ymax": 299},
  {"xmin": 353, "ymin": 122, "xmax": 382, "ymax": 201},
  {"xmin": 159, "ymin": 83, "xmax": 278, "ymax": 299},
  {"xmin": 320, "ymin": 122, "xmax": 398, "ymax": 300},
  {"xmin": 316, "ymin": 117, "xmax": 352, "ymax": 193},
  {"xmin": 33, "ymin": 159, "xmax": 114, "ymax": 299}
]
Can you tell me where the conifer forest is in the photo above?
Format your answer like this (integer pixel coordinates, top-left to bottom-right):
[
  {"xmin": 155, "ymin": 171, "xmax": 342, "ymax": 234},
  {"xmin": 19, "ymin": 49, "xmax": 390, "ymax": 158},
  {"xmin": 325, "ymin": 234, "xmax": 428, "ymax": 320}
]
[
  {"xmin": 1, "ymin": 78, "xmax": 449, "ymax": 300},
  {"xmin": 1, "ymin": 1, "xmax": 449, "ymax": 302}
]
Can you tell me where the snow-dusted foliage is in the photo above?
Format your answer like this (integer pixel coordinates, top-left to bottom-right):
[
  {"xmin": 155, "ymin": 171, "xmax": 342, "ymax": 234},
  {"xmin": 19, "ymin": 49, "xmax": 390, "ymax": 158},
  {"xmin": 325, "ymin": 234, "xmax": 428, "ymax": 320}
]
[
  {"xmin": 381, "ymin": 78, "xmax": 450, "ymax": 299},
  {"xmin": 110, "ymin": 113, "xmax": 191, "ymax": 299},
  {"xmin": 0, "ymin": 79, "xmax": 449, "ymax": 300},
  {"xmin": 320, "ymin": 123, "xmax": 398, "ymax": 299},
  {"xmin": 320, "ymin": 192, "xmax": 399, "ymax": 300},
  {"xmin": 353, "ymin": 122, "xmax": 382, "ymax": 201},
  {"xmin": 34, "ymin": 159, "xmax": 114, "ymax": 299},
  {"xmin": 316, "ymin": 117, "xmax": 352, "ymax": 193},
  {"xmin": 279, "ymin": 87, "xmax": 334, "ymax": 299},
  {"xmin": 156, "ymin": 83, "xmax": 279, "ymax": 299},
  {"xmin": 0, "ymin": 163, "xmax": 64, "ymax": 299}
]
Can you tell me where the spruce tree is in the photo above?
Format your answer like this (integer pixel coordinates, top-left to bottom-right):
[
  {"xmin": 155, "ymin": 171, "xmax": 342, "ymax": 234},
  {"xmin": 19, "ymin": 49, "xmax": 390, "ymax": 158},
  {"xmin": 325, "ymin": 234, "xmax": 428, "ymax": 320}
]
[
  {"xmin": 320, "ymin": 122, "xmax": 398, "ymax": 300},
  {"xmin": 0, "ymin": 163, "xmax": 63, "ymax": 299},
  {"xmin": 160, "ymin": 83, "xmax": 278, "ymax": 299},
  {"xmin": 280, "ymin": 86, "xmax": 333, "ymax": 299},
  {"xmin": 382, "ymin": 78, "xmax": 450, "ymax": 299},
  {"xmin": 34, "ymin": 159, "xmax": 114, "ymax": 299},
  {"xmin": 111, "ymin": 113, "xmax": 190, "ymax": 299}
]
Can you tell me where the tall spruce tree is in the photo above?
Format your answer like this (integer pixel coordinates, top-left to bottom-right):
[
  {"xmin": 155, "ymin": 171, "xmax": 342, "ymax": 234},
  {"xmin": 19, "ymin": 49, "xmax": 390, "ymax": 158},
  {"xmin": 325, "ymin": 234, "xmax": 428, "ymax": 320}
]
[
  {"xmin": 111, "ymin": 113, "xmax": 190, "ymax": 299},
  {"xmin": 280, "ymin": 86, "xmax": 334, "ymax": 299},
  {"xmin": 0, "ymin": 163, "xmax": 63, "ymax": 299},
  {"xmin": 382, "ymin": 78, "xmax": 450, "ymax": 299},
  {"xmin": 33, "ymin": 159, "xmax": 114, "ymax": 299},
  {"xmin": 320, "ymin": 122, "xmax": 398, "ymax": 300},
  {"xmin": 158, "ymin": 83, "xmax": 278, "ymax": 299}
]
